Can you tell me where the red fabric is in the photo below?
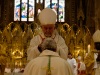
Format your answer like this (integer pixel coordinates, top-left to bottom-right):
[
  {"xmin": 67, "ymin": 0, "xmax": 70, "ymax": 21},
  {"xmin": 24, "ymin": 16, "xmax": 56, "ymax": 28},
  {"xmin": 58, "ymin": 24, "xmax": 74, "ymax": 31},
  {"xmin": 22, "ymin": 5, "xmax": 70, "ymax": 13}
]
[
  {"xmin": 78, "ymin": 62, "xmax": 80, "ymax": 68},
  {"xmin": 78, "ymin": 63, "xmax": 81, "ymax": 74},
  {"xmin": 77, "ymin": 62, "xmax": 86, "ymax": 75}
]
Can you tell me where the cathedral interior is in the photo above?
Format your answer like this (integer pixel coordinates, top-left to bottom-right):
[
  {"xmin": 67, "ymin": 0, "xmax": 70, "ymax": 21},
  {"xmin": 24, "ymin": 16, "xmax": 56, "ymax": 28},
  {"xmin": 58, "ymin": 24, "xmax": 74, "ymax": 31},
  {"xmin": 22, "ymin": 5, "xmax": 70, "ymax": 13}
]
[{"xmin": 0, "ymin": 0, "xmax": 100, "ymax": 75}]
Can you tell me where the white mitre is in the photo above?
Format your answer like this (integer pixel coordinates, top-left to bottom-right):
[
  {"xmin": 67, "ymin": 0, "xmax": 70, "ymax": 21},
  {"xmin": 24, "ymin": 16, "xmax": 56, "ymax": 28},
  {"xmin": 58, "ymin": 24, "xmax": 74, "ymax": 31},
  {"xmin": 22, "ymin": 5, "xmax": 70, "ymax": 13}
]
[
  {"xmin": 93, "ymin": 29, "xmax": 100, "ymax": 42},
  {"xmin": 38, "ymin": 8, "xmax": 57, "ymax": 25}
]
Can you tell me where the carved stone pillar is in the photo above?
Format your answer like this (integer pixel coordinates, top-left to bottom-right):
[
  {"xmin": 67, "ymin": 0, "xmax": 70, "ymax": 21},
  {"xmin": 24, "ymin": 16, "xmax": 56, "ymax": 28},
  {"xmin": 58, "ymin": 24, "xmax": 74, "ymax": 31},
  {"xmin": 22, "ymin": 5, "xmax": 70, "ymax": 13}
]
[
  {"xmin": 65, "ymin": 0, "xmax": 70, "ymax": 24},
  {"xmin": 86, "ymin": 0, "xmax": 95, "ymax": 35},
  {"xmin": 95, "ymin": 0, "xmax": 100, "ymax": 30},
  {"xmin": 70, "ymin": 0, "xmax": 77, "ymax": 25}
]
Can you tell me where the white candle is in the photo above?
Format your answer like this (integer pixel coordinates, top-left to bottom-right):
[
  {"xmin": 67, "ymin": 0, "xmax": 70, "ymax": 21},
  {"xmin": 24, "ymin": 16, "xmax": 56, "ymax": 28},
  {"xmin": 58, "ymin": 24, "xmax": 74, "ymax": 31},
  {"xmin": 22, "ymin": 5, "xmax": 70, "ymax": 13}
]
[{"xmin": 88, "ymin": 44, "xmax": 90, "ymax": 53}]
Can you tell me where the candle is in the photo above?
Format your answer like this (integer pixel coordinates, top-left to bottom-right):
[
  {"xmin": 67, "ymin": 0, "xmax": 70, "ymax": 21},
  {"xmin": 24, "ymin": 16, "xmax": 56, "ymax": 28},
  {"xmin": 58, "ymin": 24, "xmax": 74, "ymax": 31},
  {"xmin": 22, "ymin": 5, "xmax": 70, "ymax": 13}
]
[
  {"xmin": 15, "ymin": 62, "xmax": 17, "ymax": 66},
  {"xmin": 20, "ymin": 62, "xmax": 22, "ymax": 66},
  {"xmin": 88, "ymin": 44, "xmax": 90, "ymax": 53}
]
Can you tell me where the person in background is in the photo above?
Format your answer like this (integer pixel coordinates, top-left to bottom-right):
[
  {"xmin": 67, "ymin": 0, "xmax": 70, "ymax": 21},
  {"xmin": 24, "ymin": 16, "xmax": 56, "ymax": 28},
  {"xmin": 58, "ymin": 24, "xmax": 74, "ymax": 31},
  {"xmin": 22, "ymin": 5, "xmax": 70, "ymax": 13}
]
[
  {"xmin": 13, "ymin": 65, "xmax": 20, "ymax": 73},
  {"xmin": 20, "ymin": 65, "xmax": 25, "ymax": 73},
  {"xmin": 76, "ymin": 56, "xmax": 86, "ymax": 75},
  {"xmin": 84, "ymin": 30, "xmax": 100, "ymax": 75},
  {"xmin": 67, "ymin": 53, "xmax": 77, "ymax": 75},
  {"xmin": 27, "ymin": 8, "xmax": 68, "ymax": 61},
  {"xmin": 4, "ymin": 63, "xmax": 11, "ymax": 73},
  {"xmin": 23, "ymin": 38, "xmax": 73, "ymax": 75}
]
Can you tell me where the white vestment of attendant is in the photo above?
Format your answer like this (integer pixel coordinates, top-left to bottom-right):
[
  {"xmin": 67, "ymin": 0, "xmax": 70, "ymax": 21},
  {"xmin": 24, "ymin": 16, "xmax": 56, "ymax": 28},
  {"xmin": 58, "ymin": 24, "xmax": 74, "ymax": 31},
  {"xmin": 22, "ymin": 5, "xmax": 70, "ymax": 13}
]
[
  {"xmin": 23, "ymin": 50, "xmax": 73, "ymax": 75},
  {"xmin": 77, "ymin": 61, "xmax": 86, "ymax": 75},
  {"xmin": 77, "ymin": 62, "xmax": 86, "ymax": 71},
  {"xmin": 13, "ymin": 68, "xmax": 20, "ymax": 73},
  {"xmin": 27, "ymin": 30, "xmax": 68, "ymax": 61},
  {"xmin": 4, "ymin": 68, "xmax": 11, "ymax": 73},
  {"xmin": 67, "ymin": 58, "xmax": 77, "ymax": 75}
]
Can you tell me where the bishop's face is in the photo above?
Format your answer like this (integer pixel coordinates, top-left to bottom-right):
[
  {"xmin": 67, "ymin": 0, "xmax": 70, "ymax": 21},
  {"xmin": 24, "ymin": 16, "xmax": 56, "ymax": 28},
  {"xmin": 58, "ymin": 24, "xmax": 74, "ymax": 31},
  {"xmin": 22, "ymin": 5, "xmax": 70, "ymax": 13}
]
[{"xmin": 41, "ymin": 24, "xmax": 55, "ymax": 37}]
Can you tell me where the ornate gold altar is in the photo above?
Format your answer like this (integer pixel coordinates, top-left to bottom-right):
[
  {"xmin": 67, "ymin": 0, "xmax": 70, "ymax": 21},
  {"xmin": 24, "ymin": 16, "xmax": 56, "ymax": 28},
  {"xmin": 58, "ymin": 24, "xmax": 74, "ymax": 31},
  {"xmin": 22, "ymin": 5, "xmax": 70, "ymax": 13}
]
[{"xmin": 0, "ymin": 21, "xmax": 94, "ymax": 70}]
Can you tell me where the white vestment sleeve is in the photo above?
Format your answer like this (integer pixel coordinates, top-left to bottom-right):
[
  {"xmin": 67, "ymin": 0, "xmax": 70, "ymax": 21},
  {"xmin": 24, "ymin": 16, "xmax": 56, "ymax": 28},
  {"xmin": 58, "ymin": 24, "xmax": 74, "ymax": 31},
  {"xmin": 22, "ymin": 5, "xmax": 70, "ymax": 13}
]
[
  {"xmin": 73, "ymin": 58, "xmax": 77, "ymax": 66},
  {"xmin": 27, "ymin": 46, "xmax": 40, "ymax": 61},
  {"xmin": 27, "ymin": 35, "xmax": 41, "ymax": 61},
  {"xmin": 57, "ymin": 35, "xmax": 68, "ymax": 60}
]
